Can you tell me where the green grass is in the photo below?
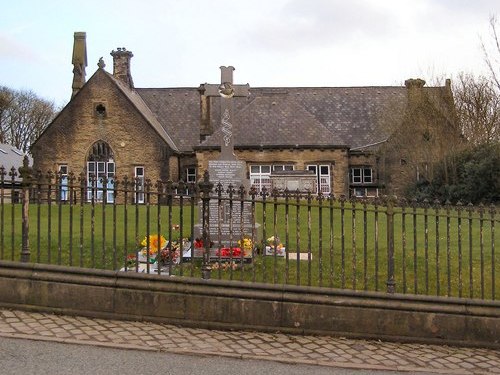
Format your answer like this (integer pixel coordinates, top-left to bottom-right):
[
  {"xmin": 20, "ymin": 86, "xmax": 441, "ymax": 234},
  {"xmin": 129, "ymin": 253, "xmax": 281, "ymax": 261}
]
[{"xmin": 1, "ymin": 200, "xmax": 498, "ymax": 300}]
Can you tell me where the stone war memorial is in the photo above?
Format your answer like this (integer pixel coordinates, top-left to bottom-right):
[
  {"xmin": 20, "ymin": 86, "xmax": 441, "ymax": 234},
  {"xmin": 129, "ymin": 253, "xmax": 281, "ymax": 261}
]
[{"xmin": 196, "ymin": 66, "xmax": 254, "ymax": 264}]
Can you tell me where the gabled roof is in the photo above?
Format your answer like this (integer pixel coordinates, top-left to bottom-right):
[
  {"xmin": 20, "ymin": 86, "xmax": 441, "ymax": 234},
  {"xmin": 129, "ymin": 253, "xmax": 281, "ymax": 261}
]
[
  {"xmin": 132, "ymin": 85, "xmax": 415, "ymax": 153},
  {"xmin": 193, "ymin": 86, "xmax": 411, "ymax": 151},
  {"xmin": 35, "ymin": 63, "xmax": 452, "ymax": 156},
  {"xmin": 105, "ymin": 72, "xmax": 179, "ymax": 152},
  {"xmin": 32, "ymin": 69, "xmax": 180, "ymax": 153},
  {"xmin": 198, "ymin": 94, "xmax": 345, "ymax": 149}
]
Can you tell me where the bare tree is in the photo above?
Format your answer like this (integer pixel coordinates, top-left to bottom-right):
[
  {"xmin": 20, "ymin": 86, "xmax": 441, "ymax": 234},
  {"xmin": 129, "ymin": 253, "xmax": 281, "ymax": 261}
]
[
  {"xmin": 482, "ymin": 15, "xmax": 500, "ymax": 91},
  {"xmin": 453, "ymin": 73, "xmax": 500, "ymax": 145},
  {"xmin": 376, "ymin": 80, "xmax": 463, "ymax": 195},
  {"xmin": 0, "ymin": 86, "xmax": 56, "ymax": 153}
]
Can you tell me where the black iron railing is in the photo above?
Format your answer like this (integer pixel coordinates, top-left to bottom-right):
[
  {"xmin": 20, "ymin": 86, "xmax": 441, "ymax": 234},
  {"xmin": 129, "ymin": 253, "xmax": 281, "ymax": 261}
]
[{"xmin": 2, "ymin": 159, "xmax": 499, "ymax": 300}]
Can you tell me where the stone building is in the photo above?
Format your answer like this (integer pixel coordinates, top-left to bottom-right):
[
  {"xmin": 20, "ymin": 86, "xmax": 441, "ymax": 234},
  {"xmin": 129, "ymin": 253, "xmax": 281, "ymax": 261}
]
[{"xmin": 31, "ymin": 32, "xmax": 458, "ymax": 201}]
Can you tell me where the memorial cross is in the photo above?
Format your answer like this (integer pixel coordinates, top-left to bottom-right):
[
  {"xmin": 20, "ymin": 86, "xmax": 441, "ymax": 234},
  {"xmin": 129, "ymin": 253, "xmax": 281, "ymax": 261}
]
[{"xmin": 202, "ymin": 66, "xmax": 250, "ymax": 160}]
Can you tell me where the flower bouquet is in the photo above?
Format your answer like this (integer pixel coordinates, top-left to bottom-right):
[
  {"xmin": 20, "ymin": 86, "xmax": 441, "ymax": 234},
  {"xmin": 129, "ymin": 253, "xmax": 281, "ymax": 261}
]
[
  {"xmin": 238, "ymin": 237, "xmax": 253, "ymax": 252},
  {"xmin": 156, "ymin": 240, "xmax": 184, "ymax": 266},
  {"xmin": 216, "ymin": 247, "xmax": 243, "ymax": 257},
  {"xmin": 126, "ymin": 254, "xmax": 137, "ymax": 268},
  {"xmin": 140, "ymin": 234, "xmax": 167, "ymax": 261},
  {"xmin": 216, "ymin": 236, "xmax": 253, "ymax": 258},
  {"xmin": 265, "ymin": 235, "xmax": 285, "ymax": 256}
]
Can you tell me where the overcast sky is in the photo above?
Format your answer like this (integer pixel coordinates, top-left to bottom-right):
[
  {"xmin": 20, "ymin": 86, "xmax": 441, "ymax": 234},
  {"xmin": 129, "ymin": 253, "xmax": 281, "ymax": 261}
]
[{"xmin": 1, "ymin": 0, "xmax": 499, "ymax": 107}]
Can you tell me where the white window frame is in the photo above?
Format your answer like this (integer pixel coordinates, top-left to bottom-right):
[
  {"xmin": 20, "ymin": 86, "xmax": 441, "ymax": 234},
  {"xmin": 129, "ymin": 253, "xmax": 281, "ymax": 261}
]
[
  {"xmin": 351, "ymin": 167, "xmax": 373, "ymax": 184},
  {"xmin": 58, "ymin": 165, "xmax": 69, "ymax": 201},
  {"xmin": 174, "ymin": 167, "xmax": 196, "ymax": 196},
  {"xmin": 87, "ymin": 160, "xmax": 115, "ymax": 203},
  {"xmin": 134, "ymin": 166, "xmax": 145, "ymax": 204},
  {"xmin": 186, "ymin": 167, "xmax": 196, "ymax": 183},
  {"xmin": 306, "ymin": 164, "xmax": 331, "ymax": 194},
  {"xmin": 250, "ymin": 165, "xmax": 272, "ymax": 192},
  {"xmin": 272, "ymin": 164, "xmax": 294, "ymax": 172},
  {"xmin": 353, "ymin": 187, "xmax": 379, "ymax": 198}
]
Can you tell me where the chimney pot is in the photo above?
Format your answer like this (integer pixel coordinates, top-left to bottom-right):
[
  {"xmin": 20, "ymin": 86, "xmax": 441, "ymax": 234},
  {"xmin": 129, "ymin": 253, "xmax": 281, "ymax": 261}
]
[
  {"xmin": 404, "ymin": 78, "xmax": 426, "ymax": 89},
  {"xmin": 110, "ymin": 48, "xmax": 134, "ymax": 88}
]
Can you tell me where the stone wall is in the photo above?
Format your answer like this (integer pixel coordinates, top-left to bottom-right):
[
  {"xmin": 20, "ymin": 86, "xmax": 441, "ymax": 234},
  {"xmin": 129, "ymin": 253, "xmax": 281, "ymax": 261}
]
[
  {"xmin": 196, "ymin": 148, "xmax": 350, "ymax": 197},
  {"xmin": 0, "ymin": 260, "xmax": 498, "ymax": 348},
  {"xmin": 32, "ymin": 70, "xmax": 171, "ymax": 183}
]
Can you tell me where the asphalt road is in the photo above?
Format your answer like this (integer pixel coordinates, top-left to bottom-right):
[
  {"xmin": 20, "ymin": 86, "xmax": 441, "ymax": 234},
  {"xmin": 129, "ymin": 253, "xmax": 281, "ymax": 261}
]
[{"xmin": 0, "ymin": 337, "xmax": 424, "ymax": 375}]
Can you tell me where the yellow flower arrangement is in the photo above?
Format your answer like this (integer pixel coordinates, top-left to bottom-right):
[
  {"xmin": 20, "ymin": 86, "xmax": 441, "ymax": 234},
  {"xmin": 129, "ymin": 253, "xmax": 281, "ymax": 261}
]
[
  {"xmin": 140, "ymin": 234, "xmax": 167, "ymax": 255},
  {"xmin": 237, "ymin": 237, "xmax": 253, "ymax": 252}
]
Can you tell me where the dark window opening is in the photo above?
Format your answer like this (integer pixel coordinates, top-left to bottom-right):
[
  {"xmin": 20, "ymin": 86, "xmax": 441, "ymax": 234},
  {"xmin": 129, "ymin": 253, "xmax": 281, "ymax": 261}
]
[
  {"xmin": 95, "ymin": 104, "xmax": 107, "ymax": 117},
  {"xmin": 88, "ymin": 141, "xmax": 114, "ymax": 162}
]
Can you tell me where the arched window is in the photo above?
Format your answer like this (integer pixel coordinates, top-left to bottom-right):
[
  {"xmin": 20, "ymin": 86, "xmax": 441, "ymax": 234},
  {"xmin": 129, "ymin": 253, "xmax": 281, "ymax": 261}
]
[{"xmin": 86, "ymin": 141, "xmax": 115, "ymax": 202}]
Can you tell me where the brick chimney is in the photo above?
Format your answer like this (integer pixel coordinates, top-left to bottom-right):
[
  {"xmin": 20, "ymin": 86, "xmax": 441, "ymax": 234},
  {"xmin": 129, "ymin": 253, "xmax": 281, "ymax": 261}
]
[
  {"xmin": 110, "ymin": 48, "xmax": 134, "ymax": 88},
  {"xmin": 71, "ymin": 32, "xmax": 87, "ymax": 98}
]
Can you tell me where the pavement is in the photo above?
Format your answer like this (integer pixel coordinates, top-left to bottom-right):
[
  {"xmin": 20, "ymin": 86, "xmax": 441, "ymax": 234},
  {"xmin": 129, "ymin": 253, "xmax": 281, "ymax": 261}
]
[{"xmin": 0, "ymin": 308, "xmax": 498, "ymax": 374}]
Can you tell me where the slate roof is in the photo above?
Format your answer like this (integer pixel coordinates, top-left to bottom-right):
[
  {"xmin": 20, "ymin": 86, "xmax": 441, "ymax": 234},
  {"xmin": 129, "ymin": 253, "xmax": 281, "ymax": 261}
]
[
  {"xmin": 136, "ymin": 87, "xmax": 201, "ymax": 152},
  {"xmin": 134, "ymin": 84, "xmax": 413, "ymax": 153},
  {"xmin": 57, "ymin": 69, "xmax": 453, "ymax": 155},
  {"xmin": 284, "ymin": 87, "xmax": 408, "ymax": 149},
  {"xmin": 198, "ymin": 95, "xmax": 345, "ymax": 148},
  {"xmin": 0, "ymin": 144, "xmax": 31, "ymax": 181}
]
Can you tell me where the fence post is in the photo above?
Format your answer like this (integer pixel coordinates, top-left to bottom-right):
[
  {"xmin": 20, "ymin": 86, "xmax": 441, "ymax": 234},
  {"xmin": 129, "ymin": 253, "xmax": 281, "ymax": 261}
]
[
  {"xmin": 386, "ymin": 196, "xmax": 396, "ymax": 293},
  {"xmin": 19, "ymin": 156, "xmax": 32, "ymax": 263},
  {"xmin": 199, "ymin": 170, "xmax": 213, "ymax": 279}
]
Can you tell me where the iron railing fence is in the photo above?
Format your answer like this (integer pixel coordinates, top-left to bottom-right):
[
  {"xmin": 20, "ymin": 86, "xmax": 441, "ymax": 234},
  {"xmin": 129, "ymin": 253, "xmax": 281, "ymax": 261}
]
[{"xmin": 2, "ymin": 162, "xmax": 499, "ymax": 300}]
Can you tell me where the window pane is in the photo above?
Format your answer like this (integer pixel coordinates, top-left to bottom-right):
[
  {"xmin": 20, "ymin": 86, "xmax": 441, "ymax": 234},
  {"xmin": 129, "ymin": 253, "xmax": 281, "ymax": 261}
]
[
  {"xmin": 261, "ymin": 165, "xmax": 271, "ymax": 173},
  {"xmin": 364, "ymin": 168, "xmax": 372, "ymax": 183},
  {"xmin": 250, "ymin": 166, "xmax": 260, "ymax": 173},
  {"xmin": 352, "ymin": 168, "xmax": 361, "ymax": 183},
  {"xmin": 320, "ymin": 165, "xmax": 329, "ymax": 175},
  {"xmin": 107, "ymin": 162, "xmax": 115, "ymax": 173},
  {"xmin": 284, "ymin": 165, "xmax": 294, "ymax": 171},
  {"xmin": 273, "ymin": 165, "xmax": 284, "ymax": 171},
  {"xmin": 354, "ymin": 188, "xmax": 365, "ymax": 197},
  {"xmin": 88, "ymin": 162, "xmax": 95, "ymax": 172},
  {"xmin": 186, "ymin": 167, "xmax": 196, "ymax": 182},
  {"xmin": 135, "ymin": 167, "xmax": 144, "ymax": 177},
  {"xmin": 307, "ymin": 165, "xmax": 317, "ymax": 173}
]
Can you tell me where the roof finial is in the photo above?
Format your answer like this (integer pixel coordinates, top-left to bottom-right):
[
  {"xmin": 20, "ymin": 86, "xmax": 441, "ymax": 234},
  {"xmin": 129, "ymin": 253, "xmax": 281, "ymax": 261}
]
[{"xmin": 97, "ymin": 57, "xmax": 106, "ymax": 69}]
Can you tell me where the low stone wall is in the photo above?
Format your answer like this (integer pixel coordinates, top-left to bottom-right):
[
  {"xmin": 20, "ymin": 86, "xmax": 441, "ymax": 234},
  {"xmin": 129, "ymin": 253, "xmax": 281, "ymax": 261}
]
[{"xmin": 0, "ymin": 260, "xmax": 498, "ymax": 348}]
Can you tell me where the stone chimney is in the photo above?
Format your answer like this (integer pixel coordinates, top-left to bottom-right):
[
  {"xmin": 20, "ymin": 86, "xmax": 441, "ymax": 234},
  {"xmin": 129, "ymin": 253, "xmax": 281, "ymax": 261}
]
[
  {"xmin": 71, "ymin": 32, "xmax": 87, "ymax": 98},
  {"xmin": 110, "ymin": 48, "xmax": 134, "ymax": 88},
  {"xmin": 197, "ymin": 84, "xmax": 213, "ymax": 142},
  {"xmin": 405, "ymin": 78, "xmax": 426, "ymax": 105}
]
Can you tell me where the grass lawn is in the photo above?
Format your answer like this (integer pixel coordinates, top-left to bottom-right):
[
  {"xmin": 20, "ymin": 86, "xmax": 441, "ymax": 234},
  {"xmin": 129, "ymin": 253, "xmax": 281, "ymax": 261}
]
[{"xmin": 1, "ymin": 200, "xmax": 498, "ymax": 300}]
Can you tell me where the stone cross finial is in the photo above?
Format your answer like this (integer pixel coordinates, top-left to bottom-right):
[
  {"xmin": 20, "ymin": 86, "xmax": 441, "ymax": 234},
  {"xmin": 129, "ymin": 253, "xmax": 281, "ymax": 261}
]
[
  {"xmin": 97, "ymin": 57, "xmax": 106, "ymax": 69},
  {"xmin": 201, "ymin": 66, "xmax": 250, "ymax": 160}
]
